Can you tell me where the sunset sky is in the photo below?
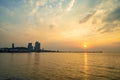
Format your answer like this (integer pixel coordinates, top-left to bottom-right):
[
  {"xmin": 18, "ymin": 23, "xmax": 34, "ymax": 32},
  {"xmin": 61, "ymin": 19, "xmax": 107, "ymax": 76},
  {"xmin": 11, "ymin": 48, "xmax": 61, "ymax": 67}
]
[{"xmin": 0, "ymin": 0, "xmax": 120, "ymax": 52}]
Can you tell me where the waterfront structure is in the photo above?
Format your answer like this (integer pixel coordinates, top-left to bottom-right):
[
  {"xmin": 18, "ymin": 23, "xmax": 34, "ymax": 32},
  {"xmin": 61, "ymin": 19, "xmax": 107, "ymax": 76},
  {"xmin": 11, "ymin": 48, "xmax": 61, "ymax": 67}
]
[
  {"xmin": 28, "ymin": 43, "xmax": 33, "ymax": 51},
  {"xmin": 0, "ymin": 41, "xmax": 44, "ymax": 52},
  {"xmin": 12, "ymin": 43, "xmax": 14, "ymax": 49},
  {"xmin": 34, "ymin": 41, "xmax": 40, "ymax": 51}
]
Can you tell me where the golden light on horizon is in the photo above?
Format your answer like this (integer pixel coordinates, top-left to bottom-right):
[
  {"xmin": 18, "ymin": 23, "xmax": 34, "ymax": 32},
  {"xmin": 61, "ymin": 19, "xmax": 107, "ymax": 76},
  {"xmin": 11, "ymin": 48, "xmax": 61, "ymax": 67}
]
[
  {"xmin": 83, "ymin": 43, "xmax": 88, "ymax": 48},
  {"xmin": 83, "ymin": 44, "xmax": 87, "ymax": 48}
]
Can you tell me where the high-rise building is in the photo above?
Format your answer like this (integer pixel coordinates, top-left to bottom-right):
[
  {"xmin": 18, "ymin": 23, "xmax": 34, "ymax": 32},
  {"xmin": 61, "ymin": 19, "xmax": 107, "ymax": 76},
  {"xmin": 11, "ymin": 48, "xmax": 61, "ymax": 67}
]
[
  {"xmin": 12, "ymin": 43, "xmax": 14, "ymax": 49},
  {"xmin": 28, "ymin": 43, "xmax": 33, "ymax": 51},
  {"xmin": 34, "ymin": 41, "xmax": 40, "ymax": 51}
]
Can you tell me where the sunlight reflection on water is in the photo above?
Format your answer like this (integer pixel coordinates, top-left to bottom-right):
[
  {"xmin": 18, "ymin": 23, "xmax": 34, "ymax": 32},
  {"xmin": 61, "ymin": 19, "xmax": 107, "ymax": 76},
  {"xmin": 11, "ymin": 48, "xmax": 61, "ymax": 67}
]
[
  {"xmin": 84, "ymin": 53, "xmax": 88, "ymax": 80},
  {"xmin": 0, "ymin": 53, "xmax": 120, "ymax": 80}
]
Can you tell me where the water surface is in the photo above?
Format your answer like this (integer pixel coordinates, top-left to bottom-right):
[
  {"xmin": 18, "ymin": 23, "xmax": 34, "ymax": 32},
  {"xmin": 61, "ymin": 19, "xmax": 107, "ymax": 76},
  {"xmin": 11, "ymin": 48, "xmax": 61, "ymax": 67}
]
[{"xmin": 0, "ymin": 53, "xmax": 120, "ymax": 80}]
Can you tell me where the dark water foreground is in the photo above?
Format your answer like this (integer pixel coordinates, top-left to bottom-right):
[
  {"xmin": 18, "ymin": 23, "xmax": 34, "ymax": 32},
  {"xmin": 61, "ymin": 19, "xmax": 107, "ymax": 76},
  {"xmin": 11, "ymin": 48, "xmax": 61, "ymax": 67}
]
[{"xmin": 0, "ymin": 53, "xmax": 120, "ymax": 80}]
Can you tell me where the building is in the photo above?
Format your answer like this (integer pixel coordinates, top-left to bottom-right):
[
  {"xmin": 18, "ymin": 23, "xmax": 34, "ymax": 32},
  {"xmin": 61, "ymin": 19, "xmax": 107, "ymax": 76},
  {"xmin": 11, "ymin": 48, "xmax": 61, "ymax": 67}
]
[
  {"xmin": 34, "ymin": 41, "xmax": 40, "ymax": 51},
  {"xmin": 12, "ymin": 43, "xmax": 14, "ymax": 49},
  {"xmin": 28, "ymin": 43, "xmax": 33, "ymax": 51}
]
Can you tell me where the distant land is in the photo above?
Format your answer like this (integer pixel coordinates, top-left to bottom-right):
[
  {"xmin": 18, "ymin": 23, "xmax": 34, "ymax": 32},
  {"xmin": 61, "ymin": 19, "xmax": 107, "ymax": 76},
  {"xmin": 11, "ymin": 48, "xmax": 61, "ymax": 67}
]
[{"xmin": 0, "ymin": 41, "xmax": 103, "ymax": 53}]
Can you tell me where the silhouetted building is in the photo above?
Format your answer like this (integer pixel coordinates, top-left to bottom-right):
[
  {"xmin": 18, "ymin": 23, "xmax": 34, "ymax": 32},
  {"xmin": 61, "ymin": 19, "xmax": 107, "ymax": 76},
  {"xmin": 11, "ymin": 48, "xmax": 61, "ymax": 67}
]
[
  {"xmin": 12, "ymin": 43, "xmax": 14, "ymax": 49},
  {"xmin": 34, "ymin": 41, "xmax": 40, "ymax": 51},
  {"xmin": 14, "ymin": 47, "xmax": 28, "ymax": 52},
  {"xmin": 28, "ymin": 43, "xmax": 33, "ymax": 51}
]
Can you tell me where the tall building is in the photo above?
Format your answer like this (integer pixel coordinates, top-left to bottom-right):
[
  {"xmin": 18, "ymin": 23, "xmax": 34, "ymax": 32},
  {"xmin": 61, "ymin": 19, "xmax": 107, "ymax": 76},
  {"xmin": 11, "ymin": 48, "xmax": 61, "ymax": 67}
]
[
  {"xmin": 28, "ymin": 43, "xmax": 33, "ymax": 51},
  {"xmin": 34, "ymin": 41, "xmax": 40, "ymax": 51},
  {"xmin": 12, "ymin": 43, "xmax": 14, "ymax": 49}
]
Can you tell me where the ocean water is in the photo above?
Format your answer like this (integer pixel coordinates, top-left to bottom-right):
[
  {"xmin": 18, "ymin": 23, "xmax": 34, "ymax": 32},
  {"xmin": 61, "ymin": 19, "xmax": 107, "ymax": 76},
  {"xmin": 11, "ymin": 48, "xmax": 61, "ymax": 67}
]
[{"xmin": 0, "ymin": 53, "xmax": 120, "ymax": 80}]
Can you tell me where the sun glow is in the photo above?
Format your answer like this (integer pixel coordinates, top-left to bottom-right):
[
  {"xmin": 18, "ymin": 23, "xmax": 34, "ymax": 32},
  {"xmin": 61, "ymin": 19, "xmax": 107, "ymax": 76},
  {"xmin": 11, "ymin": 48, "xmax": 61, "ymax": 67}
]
[
  {"xmin": 83, "ymin": 43, "xmax": 88, "ymax": 48},
  {"xmin": 84, "ymin": 44, "xmax": 87, "ymax": 48}
]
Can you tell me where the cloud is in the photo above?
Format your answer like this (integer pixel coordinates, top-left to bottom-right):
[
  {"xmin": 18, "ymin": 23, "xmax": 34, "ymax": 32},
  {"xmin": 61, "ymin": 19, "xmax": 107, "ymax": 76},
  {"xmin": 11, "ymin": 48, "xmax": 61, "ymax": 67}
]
[
  {"xmin": 49, "ymin": 24, "xmax": 55, "ymax": 30},
  {"xmin": 79, "ymin": 10, "xmax": 96, "ymax": 24},
  {"xmin": 78, "ymin": 0, "xmax": 104, "ymax": 24},
  {"xmin": 97, "ymin": 23, "xmax": 119, "ymax": 33},
  {"xmin": 97, "ymin": 1, "xmax": 120, "ymax": 33},
  {"xmin": 104, "ymin": 7, "xmax": 120, "ymax": 22},
  {"xmin": 29, "ymin": 0, "xmax": 33, "ymax": 5},
  {"xmin": 49, "ymin": 0, "xmax": 56, "ymax": 3},
  {"xmin": 87, "ymin": 0, "xmax": 102, "ymax": 8},
  {"xmin": 66, "ymin": 0, "xmax": 75, "ymax": 11},
  {"xmin": 78, "ymin": 0, "xmax": 120, "ymax": 33},
  {"xmin": 29, "ymin": 0, "xmax": 47, "ymax": 16},
  {"xmin": 36, "ymin": 0, "xmax": 47, "ymax": 7}
]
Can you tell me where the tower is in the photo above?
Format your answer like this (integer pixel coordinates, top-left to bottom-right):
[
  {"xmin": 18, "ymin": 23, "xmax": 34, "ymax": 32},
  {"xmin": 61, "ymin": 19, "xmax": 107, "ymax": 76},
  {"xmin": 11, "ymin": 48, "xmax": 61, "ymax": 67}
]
[
  {"xmin": 12, "ymin": 43, "xmax": 14, "ymax": 49},
  {"xmin": 28, "ymin": 43, "xmax": 33, "ymax": 51},
  {"xmin": 34, "ymin": 41, "xmax": 40, "ymax": 51}
]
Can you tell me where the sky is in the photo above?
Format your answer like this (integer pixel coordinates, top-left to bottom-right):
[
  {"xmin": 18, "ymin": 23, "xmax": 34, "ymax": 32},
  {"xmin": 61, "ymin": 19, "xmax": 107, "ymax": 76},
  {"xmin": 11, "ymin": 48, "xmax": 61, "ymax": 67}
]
[{"xmin": 0, "ymin": 0, "xmax": 120, "ymax": 52}]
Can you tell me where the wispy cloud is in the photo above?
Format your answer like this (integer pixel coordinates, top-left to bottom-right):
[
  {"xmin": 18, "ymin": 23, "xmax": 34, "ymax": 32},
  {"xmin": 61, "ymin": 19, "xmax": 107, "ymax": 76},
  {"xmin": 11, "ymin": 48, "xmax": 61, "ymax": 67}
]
[
  {"xmin": 97, "ymin": 23, "xmax": 119, "ymax": 33},
  {"xmin": 96, "ymin": 0, "xmax": 120, "ymax": 33},
  {"xmin": 66, "ymin": 0, "xmax": 75, "ymax": 11},
  {"xmin": 104, "ymin": 7, "xmax": 120, "ymax": 22},
  {"xmin": 30, "ymin": 0, "xmax": 47, "ymax": 16},
  {"xmin": 79, "ymin": 10, "xmax": 96, "ymax": 24},
  {"xmin": 78, "ymin": 0, "xmax": 120, "ymax": 34}
]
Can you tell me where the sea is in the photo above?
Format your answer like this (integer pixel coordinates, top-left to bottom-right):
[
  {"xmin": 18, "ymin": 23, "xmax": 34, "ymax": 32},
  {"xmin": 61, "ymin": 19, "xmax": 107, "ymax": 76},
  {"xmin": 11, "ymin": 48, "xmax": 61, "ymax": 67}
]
[{"xmin": 0, "ymin": 52, "xmax": 120, "ymax": 80}]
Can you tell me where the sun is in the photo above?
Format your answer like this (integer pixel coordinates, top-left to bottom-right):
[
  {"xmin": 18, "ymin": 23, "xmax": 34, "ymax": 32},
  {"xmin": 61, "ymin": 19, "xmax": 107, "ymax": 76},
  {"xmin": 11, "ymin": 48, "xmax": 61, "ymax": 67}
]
[{"xmin": 83, "ymin": 44, "xmax": 87, "ymax": 48}]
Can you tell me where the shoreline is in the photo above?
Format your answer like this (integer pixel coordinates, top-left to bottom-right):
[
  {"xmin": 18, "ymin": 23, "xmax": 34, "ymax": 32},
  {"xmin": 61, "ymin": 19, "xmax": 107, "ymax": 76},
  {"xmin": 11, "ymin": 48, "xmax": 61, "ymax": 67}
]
[{"xmin": 0, "ymin": 51, "xmax": 103, "ymax": 53}]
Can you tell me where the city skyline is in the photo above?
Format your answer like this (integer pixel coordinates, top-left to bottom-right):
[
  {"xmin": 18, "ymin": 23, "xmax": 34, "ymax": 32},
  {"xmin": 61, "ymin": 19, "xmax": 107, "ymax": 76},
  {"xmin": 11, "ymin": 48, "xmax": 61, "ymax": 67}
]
[
  {"xmin": 0, "ymin": 41, "xmax": 103, "ymax": 53},
  {"xmin": 0, "ymin": 41, "xmax": 42, "ymax": 52},
  {"xmin": 0, "ymin": 0, "xmax": 120, "ymax": 52}
]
